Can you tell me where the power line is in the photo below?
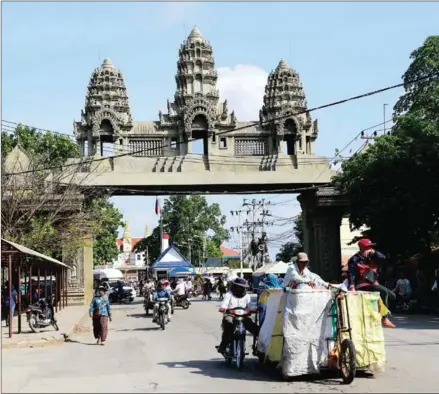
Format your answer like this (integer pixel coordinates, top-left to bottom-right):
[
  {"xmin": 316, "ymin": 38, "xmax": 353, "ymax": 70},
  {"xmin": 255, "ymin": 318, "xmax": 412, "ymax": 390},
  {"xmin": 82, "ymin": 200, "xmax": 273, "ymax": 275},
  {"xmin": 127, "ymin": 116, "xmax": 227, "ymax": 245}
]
[{"xmin": 6, "ymin": 71, "xmax": 438, "ymax": 176}]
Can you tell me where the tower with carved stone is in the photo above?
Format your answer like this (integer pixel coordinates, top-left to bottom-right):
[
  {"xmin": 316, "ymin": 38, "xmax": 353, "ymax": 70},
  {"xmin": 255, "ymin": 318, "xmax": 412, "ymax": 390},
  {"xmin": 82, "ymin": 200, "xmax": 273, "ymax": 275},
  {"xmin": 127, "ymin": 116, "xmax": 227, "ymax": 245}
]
[
  {"xmin": 74, "ymin": 57, "xmax": 133, "ymax": 156},
  {"xmin": 260, "ymin": 59, "xmax": 318, "ymax": 156}
]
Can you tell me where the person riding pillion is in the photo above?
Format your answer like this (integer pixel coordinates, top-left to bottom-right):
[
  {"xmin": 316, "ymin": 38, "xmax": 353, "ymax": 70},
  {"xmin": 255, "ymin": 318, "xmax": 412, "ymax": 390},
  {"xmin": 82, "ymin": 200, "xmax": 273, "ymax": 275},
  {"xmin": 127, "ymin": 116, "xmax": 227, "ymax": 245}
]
[
  {"xmin": 152, "ymin": 279, "xmax": 172, "ymax": 323},
  {"xmin": 216, "ymin": 277, "xmax": 259, "ymax": 354}
]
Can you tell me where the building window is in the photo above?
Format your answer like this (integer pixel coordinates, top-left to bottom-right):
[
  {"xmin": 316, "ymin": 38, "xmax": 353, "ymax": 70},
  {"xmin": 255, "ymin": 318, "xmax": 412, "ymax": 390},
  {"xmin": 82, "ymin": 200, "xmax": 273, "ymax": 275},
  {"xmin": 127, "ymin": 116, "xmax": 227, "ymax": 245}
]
[
  {"xmin": 235, "ymin": 139, "xmax": 267, "ymax": 156},
  {"xmin": 219, "ymin": 137, "xmax": 227, "ymax": 149},
  {"xmin": 129, "ymin": 139, "xmax": 163, "ymax": 156},
  {"xmin": 170, "ymin": 138, "xmax": 177, "ymax": 149},
  {"xmin": 136, "ymin": 255, "xmax": 141, "ymax": 260},
  {"xmin": 212, "ymin": 133, "xmax": 216, "ymax": 143}
]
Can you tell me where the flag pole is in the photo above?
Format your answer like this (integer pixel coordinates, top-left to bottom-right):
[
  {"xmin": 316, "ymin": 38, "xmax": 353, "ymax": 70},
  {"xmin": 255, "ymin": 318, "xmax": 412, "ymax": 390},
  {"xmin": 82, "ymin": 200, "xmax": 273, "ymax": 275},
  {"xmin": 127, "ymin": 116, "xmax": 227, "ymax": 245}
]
[{"xmin": 159, "ymin": 197, "xmax": 164, "ymax": 250}]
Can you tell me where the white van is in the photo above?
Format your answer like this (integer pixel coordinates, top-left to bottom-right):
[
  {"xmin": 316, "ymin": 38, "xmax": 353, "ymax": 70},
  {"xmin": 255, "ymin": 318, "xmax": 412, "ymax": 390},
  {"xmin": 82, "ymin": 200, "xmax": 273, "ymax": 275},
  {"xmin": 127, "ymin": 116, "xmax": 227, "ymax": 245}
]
[{"xmin": 93, "ymin": 268, "xmax": 136, "ymax": 301}]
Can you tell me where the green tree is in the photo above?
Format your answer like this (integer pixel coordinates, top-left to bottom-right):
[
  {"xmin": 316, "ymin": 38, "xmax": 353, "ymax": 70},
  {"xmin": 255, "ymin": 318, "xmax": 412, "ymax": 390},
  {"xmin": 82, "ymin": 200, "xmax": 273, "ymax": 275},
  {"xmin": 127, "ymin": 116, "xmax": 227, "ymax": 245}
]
[
  {"xmin": 1, "ymin": 124, "xmax": 80, "ymax": 167},
  {"xmin": 334, "ymin": 37, "xmax": 439, "ymax": 256},
  {"xmin": 91, "ymin": 198, "xmax": 124, "ymax": 266},
  {"xmin": 276, "ymin": 214, "xmax": 304, "ymax": 261},
  {"xmin": 394, "ymin": 36, "xmax": 439, "ymax": 120},
  {"xmin": 134, "ymin": 196, "xmax": 229, "ymax": 265}
]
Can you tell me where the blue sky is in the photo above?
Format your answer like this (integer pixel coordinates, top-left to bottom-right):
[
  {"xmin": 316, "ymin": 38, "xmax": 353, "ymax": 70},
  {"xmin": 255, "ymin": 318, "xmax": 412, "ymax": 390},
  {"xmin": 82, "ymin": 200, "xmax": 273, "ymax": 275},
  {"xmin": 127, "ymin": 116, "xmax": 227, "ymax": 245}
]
[{"xmin": 2, "ymin": 2, "xmax": 439, "ymax": 257}]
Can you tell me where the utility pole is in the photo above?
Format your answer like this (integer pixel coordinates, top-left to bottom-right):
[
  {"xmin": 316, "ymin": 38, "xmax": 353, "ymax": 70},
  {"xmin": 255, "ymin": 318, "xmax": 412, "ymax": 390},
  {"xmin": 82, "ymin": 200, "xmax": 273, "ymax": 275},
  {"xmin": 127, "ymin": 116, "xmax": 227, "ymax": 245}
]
[
  {"xmin": 230, "ymin": 209, "xmax": 244, "ymax": 277},
  {"xmin": 242, "ymin": 198, "xmax": 272, "ymax": 271},
  {"xmin": 383, "ymin": 104, "xmax": 388, "ymax": 135},
  {"xmin": 360, "ymin": 130, "xmax": 377, "ymax": 152}
]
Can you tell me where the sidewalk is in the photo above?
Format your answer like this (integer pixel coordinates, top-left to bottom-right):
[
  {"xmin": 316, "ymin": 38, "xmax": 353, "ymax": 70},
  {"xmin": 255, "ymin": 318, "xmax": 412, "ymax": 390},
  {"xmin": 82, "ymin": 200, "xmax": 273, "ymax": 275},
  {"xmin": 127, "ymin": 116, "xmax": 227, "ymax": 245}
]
[{"xmin": 1, "ymin": 305, "xmax": 90, "ymax": 349}]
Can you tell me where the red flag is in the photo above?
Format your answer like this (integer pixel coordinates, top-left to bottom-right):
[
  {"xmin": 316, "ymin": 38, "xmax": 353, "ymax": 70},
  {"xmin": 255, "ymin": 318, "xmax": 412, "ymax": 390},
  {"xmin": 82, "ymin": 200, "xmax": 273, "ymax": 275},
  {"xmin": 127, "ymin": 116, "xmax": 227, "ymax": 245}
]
[{"xmin": 155, "ymin": 197, "xmax": 161, "ymax": 215}]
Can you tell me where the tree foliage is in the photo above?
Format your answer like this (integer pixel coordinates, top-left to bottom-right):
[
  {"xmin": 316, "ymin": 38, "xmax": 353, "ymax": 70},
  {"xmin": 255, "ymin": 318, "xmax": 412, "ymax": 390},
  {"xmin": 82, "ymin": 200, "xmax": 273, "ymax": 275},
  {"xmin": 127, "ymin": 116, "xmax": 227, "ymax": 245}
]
[
  {"xmin": 276, "ymin": 214, "xmax": 304, "ymax": 262},
  {"xmin": 134, "ymin": 196, "xmax": 229, "ymax": 265},
  {"xmin": 91, "ymin": 198, "xmax": 124, "ymax": 266},
  {"xmin": 1, "ymin": 125, "xmax": 123, "ymax": 262},
  {"xmin": 333, "ymin": 36, "xmax": 439, "ymax": 256}
]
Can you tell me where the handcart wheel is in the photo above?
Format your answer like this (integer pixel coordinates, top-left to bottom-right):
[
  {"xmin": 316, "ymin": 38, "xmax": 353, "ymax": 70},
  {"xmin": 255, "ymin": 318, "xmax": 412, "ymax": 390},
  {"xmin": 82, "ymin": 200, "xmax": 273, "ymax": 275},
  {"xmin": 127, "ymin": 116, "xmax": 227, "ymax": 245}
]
[{"xmin": 339, "ymin": 338, "xmax": 356, "ymax": 384}]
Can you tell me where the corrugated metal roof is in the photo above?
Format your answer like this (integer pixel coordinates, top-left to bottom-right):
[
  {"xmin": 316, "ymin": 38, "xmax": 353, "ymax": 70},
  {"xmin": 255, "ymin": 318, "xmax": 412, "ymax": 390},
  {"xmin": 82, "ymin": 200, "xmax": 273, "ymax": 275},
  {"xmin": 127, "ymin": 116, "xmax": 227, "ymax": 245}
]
[{"xmin": 1, "ymin": 238, "xmax": 70, "ymax": 269}]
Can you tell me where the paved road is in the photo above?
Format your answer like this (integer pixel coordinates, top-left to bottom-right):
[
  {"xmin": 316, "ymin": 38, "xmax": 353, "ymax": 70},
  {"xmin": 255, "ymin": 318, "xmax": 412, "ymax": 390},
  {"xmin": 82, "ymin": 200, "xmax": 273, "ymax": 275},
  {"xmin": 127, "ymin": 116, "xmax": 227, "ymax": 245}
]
[{"xmin": 2, "ymin": 297, "xmax": 439, "ymax": 393}]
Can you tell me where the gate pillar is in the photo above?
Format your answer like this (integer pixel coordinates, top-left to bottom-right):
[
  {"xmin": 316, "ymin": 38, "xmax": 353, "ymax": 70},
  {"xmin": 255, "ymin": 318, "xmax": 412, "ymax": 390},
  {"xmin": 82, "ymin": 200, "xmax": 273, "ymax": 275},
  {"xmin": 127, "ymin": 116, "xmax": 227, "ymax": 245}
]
[{"xmin": 298, "ymin": 187, "xmax": 347, "ymax": 281}]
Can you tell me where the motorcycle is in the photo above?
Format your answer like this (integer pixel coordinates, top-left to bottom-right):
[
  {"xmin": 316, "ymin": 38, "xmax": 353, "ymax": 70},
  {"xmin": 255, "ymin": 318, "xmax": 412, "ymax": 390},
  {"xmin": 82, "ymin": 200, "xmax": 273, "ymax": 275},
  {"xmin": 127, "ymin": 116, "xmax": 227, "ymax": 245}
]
[
  {"xmin": 25, "ymin": 297, "xmax": 59, "ymax": 333},
  {"xmin": 143, "ymin": 290, "xmax": 154, "ymax": 316},
  {"xmin": 174, "ymin": 294, "xmax": 191, "ymax": 309},
  {"xmin": 220, "ymin": 307, "xmax": 251, "ymax": 370},
  {"xmin": 109, "ymin": 288, "xmax": 134, "ymax": 304},
  {"xmin": 156, "ymin": 297, "xmax": 170, "ymax": 330}
]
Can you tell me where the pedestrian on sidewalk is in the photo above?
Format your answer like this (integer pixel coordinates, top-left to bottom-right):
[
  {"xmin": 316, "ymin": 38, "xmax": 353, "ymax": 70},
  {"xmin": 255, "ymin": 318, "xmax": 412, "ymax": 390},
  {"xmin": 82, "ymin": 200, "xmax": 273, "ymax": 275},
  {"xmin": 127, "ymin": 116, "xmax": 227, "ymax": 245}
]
[
  {"xmin": 2, "ymin": 282, "xmax": 18, "ymax": 327},
  {"xmin": 89, "ymin": 285, "xmax": 112, "ymax": 345}
]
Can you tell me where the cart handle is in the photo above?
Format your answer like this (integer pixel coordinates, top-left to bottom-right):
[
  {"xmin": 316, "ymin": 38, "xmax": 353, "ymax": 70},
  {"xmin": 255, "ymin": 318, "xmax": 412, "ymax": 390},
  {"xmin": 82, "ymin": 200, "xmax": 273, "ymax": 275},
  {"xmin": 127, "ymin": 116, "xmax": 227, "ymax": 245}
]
[{"xmin": 328, "ymin": 283, "xmax": 348, "ymax": 294}]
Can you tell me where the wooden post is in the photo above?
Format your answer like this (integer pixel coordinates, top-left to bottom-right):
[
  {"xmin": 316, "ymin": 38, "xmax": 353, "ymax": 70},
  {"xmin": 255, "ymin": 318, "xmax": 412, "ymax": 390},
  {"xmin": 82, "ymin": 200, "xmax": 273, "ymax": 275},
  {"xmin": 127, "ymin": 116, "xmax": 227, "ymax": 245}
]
[
  {"xmin": 44, "ymin": 269, "xmax": 48, "ymax": 298},
  {"xmin": 37, "ymin": 267, "xmax": 41, "ymax": 301},
  {"xmin": 8, "ymin": 254, "xmax": 12, "ymax": 338},
  {"xmin": 17, "ymin": 261, "xmax": 22, "ymax": 334}
]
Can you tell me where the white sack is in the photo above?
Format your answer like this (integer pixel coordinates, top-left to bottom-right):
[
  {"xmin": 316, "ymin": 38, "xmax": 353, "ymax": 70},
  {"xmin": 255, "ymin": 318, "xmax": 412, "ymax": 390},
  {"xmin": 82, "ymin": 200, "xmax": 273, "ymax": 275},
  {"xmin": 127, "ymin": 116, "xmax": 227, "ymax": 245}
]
[{"xmin": 282, "ymin": 290, "xmax": 333, "ymax": 377}]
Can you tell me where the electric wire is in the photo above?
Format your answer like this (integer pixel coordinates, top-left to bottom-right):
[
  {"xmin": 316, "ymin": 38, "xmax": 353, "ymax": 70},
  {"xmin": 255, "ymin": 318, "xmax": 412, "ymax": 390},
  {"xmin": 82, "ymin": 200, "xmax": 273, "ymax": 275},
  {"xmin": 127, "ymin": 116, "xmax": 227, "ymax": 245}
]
[{"xmin": 5, "ymin": 71, "xmax": 438, "ymax": 176}]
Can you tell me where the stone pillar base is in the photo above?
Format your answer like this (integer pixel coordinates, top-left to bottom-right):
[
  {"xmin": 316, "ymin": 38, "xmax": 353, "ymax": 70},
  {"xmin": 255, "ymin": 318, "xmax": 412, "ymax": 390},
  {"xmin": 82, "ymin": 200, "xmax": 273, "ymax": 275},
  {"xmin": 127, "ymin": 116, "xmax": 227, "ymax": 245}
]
[{"xmin": 67, "ymin": 288, "xmax": 86, "ymax": 306}]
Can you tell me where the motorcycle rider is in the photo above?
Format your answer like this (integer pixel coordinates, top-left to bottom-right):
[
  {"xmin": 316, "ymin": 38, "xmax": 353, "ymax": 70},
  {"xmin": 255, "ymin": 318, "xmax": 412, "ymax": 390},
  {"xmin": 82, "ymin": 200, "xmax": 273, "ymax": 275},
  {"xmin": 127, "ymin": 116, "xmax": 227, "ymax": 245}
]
[
  {"xmin": 216, "ymin": 277, "xmax": 259, "ymax": 354},
  {"xmin": 152, "ymin": 279, "xmax": 172, "ymax": 323},
  {"xmin": 116, "ymin": 280, "xmax": 125, "ymax": 301},
  {"xmin": 173, "ymin": 278, "xmax": 187, "ymax": 303},
  {"xmin": 143, "ymin": 278, "xmax": 155, "ymax": 294}
]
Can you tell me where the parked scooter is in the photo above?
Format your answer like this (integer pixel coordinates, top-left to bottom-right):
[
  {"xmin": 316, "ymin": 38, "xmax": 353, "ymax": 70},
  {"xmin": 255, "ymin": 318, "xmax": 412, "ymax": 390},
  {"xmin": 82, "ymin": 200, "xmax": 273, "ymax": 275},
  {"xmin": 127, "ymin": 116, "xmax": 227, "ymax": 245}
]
[{"xmin": 25, "ymin": 297, "xmax": 59, "ymax": 333}]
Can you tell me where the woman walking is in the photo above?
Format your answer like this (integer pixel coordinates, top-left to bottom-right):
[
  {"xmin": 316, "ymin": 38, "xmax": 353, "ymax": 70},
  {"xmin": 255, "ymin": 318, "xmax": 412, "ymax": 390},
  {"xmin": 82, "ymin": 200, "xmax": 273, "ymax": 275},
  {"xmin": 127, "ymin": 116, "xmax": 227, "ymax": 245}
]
[{"xmin": 89, "ymin": 285, "xmax": 112, "ymax": 345}]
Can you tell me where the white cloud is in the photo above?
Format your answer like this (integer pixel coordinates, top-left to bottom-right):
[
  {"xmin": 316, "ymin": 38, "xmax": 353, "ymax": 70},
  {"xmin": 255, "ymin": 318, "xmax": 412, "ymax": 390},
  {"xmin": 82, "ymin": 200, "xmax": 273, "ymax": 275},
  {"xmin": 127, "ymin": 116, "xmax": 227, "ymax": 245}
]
[{"xmin": 217, "ymin": 64, "xmax": 268, "ymax": 121}]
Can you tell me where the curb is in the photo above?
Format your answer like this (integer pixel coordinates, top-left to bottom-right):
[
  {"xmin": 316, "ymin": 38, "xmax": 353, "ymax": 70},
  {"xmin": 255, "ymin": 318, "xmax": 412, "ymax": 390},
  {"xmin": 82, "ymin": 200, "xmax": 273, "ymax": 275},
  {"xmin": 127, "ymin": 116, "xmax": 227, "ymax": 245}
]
[{"xmin": 2, "ymin": 310, "xmax": 90, "ymax": 349}]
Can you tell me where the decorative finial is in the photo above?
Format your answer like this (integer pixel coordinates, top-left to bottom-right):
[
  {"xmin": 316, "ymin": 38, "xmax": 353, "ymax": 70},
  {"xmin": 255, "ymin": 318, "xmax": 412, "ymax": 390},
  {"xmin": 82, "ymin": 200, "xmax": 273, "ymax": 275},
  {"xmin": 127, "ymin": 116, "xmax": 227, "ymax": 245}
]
[
  {"xmin": 277, "ymin": 58, "xmax": 290, "ymax": 71},
  {"xmin": 188, "ymin": 26, "xmax": 203, "ymax": 40},
  {"xmin": 123, "ymin": 220, "xmax": 132, "ymax": 239},
  {"xmin": 101, "ymin": 57, "xmax": 114, "ymax": 69}
]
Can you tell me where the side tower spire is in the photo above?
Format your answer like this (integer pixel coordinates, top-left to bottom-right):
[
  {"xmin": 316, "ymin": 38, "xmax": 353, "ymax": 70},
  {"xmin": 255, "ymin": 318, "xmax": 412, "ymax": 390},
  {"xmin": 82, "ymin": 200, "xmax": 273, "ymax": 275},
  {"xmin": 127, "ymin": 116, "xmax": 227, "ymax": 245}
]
[
  {"xmin": 260, "ymin": 59, "xmax": 317, "ymax": 156},
  {"xmin": 74, "ymin": 57, "xmax": 133, "ymax": 157}
]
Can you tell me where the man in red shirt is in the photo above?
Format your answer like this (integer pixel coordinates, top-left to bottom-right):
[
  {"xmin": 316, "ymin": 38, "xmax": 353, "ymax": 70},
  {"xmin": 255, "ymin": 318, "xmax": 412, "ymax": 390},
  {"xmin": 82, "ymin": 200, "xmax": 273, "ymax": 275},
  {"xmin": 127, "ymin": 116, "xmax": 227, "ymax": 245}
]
[{"xmin": 347, "ymin": 238, "xmax": 396, "ymax": 328}]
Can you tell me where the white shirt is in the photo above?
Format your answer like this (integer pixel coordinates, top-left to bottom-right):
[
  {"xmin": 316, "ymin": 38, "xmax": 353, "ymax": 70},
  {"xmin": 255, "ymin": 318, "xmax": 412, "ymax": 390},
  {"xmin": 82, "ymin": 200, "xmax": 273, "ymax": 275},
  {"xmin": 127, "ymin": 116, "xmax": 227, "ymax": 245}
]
[
  {"xmin": 185, "ymin": 281, "xmax": 193, "ymax": 291},
  {"xmin": 282, "ymin": 263, "xmax": 328, "ymax": 288},
  {"xmin": 174, "ymin": 282, "xmax": 186, "ymax": 296},
  {"xmin": 220, "ymin": 291, "xmax": 252, "ymax": 310}
]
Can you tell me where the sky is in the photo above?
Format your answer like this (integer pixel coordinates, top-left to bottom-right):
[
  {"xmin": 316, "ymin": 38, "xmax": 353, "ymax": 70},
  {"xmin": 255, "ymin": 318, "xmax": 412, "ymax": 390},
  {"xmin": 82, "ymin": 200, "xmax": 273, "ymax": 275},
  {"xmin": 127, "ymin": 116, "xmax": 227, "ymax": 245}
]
[{"xmin": 2, "ymin": 2, "xmax": 439, "ymax": 258}]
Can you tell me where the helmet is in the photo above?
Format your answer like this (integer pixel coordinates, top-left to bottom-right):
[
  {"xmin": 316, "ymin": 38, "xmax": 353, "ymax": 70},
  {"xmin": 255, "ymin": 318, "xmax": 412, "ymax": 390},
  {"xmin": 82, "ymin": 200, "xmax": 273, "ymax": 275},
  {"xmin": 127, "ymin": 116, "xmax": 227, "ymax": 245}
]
[
  {"xmin": 230, "ymin": 278, "xmax": 249, "ymax": 298},
  {"xmin": 159, "ymin": 279, "xmax": 169, "ymax": 288}
]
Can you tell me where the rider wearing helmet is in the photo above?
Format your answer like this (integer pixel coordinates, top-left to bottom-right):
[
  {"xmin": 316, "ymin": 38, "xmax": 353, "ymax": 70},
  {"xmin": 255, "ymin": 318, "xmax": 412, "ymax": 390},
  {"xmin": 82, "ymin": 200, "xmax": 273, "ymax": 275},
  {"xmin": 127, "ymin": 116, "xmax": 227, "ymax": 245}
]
[
  {"xmin": 152, "ymin": 279, "xmax": 172, "ymax": 323},
  {"xmin": 216, "ymin": 277, "xmax": 259, "ymax": 354}
]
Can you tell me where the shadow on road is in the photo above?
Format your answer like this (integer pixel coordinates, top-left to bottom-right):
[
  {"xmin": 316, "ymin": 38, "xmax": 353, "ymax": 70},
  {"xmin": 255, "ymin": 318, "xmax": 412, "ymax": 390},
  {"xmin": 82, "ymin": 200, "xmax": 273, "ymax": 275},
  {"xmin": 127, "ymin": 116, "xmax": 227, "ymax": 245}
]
[
  {"xmin": 391, "ymin": 315, "xmax": 439, "ymax": 330},
  {"xmin": 127, "ymin": 313, "xmax": 150, "ymax": 319},
  {"xmin": 159, "ymin": 358, "xmax": 270, "ymax": 382},
  {"xmin": 159, "ymin": 359, "xmax": 374, "ymax": 386},
  {"xmin": 116, "ymin": 327, "xmax": 160, "ymax": 332},
  {"xmin": 65, "ymin": 338, "xmax": 98, "ymax": 346}
]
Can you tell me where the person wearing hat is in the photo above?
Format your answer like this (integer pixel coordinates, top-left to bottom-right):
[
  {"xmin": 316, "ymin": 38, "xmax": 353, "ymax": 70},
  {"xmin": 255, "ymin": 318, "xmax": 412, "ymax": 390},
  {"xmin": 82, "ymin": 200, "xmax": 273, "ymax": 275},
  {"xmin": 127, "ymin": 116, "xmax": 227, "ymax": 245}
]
[
  {"xmin": 216, "ymin": 277, "xmax": 259, "ymax": 354},
  {"xmin": 347, "ymin": 238, "xmax": 396, "ymax": 328},
  {"xmin": 282, "ymin": 252, "xmax": 329, "ymax": 289},
  {"xmin": 89, "ymin": 285, "xmax": 112, "ymax": 345}
]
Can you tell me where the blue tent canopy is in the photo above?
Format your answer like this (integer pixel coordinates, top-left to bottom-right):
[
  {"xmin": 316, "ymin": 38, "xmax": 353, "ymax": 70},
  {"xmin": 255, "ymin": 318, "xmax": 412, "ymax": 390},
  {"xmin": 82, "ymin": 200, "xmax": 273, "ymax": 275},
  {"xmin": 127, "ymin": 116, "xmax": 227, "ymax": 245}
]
[
  {"xmin": 168, "ymin": 267, "xmax": 195, "ymax": 277},
  {"xmin": 151, "ymin": 244, "xmax": 193, "ymax": 270}
]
